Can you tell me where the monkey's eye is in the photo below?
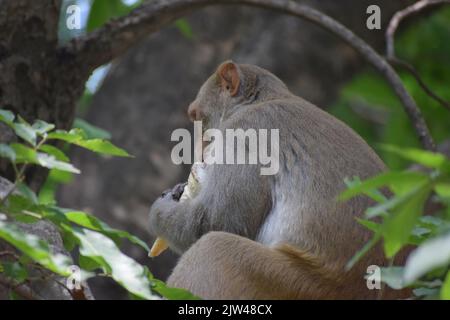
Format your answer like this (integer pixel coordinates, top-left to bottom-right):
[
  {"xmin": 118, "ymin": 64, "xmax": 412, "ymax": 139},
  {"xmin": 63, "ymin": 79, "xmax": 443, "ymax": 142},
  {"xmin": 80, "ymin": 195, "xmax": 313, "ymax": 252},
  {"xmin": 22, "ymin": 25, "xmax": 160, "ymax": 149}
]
[{"xmin": 225, "ymin": 85, "xmax": 230, "ymax": 90}]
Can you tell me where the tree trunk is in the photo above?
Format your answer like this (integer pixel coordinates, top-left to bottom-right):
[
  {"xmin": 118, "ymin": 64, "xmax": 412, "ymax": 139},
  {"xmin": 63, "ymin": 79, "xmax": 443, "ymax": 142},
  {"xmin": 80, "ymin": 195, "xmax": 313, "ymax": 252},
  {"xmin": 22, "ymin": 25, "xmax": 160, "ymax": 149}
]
[{"xmin": 0, "ymin": 0, "xmax": 90, "ymax": 188}]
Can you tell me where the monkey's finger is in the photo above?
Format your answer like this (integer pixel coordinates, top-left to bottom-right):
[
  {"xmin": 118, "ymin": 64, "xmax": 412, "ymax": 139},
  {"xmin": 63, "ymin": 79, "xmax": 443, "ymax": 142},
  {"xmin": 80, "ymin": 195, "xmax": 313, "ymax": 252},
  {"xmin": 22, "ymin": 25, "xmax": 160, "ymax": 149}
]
[{"xmin": 172, "ymin": 182, "xmax": 188, "ymax": 201}]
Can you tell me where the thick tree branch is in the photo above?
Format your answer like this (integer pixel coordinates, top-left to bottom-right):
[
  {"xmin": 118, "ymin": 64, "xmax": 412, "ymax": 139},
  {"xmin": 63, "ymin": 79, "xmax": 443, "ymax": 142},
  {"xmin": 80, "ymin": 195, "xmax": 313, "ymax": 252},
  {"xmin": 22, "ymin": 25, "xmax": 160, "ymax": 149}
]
[
  {"xmin": 386, "ymin": 0, "xmax": 450, "ymax": 112},
  {"xmin": 62, "ymin": 0, "xmax": 436, "ymax": 150}
]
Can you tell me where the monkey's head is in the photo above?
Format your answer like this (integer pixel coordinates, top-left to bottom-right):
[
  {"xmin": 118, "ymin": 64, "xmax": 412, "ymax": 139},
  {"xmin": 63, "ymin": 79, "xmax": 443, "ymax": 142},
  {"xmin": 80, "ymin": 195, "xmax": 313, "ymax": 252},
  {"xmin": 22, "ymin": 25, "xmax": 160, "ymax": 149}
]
[{"xmin": 187, "ymin": 61, "xmax": 290, "ymax": 129}]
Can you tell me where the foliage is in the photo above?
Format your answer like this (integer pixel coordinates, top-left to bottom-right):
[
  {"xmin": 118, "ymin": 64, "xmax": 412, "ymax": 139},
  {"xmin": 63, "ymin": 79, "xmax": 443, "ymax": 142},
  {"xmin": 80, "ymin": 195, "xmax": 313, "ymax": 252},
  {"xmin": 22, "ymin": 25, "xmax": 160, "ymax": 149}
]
[
  {"xmin": 341, "ymin": 145, "xmax": 450, "ymax": 300},
  {"xmin": 329, "ymin": 8, "xmax": 450, "ymax": 170},
  {"xmin": 334, "ymin": 8, "xmax": 450, "ymax": 300},
  {"xmin": 0, "ymin": 109, "xmax": 198, "ymax": 300}
]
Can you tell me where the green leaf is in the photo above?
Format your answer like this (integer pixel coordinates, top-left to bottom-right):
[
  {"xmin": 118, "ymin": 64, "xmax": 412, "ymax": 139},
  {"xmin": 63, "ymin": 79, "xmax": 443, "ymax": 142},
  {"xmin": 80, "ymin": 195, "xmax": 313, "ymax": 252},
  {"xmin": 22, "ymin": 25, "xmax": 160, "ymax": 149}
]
[
  {"xmin": 41, "ymin": 207, "xmax": 72, "ymax": 227},
  {"xmin": 346, "ymin": 234, "xmax": 380, "ymax": 270},
  {"xmin": 0, "ymin": 109, "xmax": 15, "ymax": 123},
  {"xmin": 420, "ymin": 215, "xmax": 446, "ymax": 227},
  {"xmin": 32, "ymin": 120, "xmax": 55, "ymax": 135},
  {"xmin": 356, "ymin": 218, "xmax": 380, "ymax": 232},
  {"xmin": 61, "ymin": 229, "xmax": 78, "ymax": 252},
  {"xmin": 380, "ymin": 267, "xmax": 406, "ymax": 290},
  {"xmin": 71, "ymin": 227, "xmax": 156, "ymax": 299},
  {"xmin": 64, "ymin": 211, "xmax": 149, "ymax": 252},
  {"xmin": 13, "ymin": 123, "xmax": 37, "ymax": 146},
  {"xmin": 340, "ymin": 171, "xmax": 427, "ymax": 201},
  {"xmin": 73, "ymin": 118, "xmax": 111, "ymax": 140},
  {"xmin": 435, "ymin": 183, "xmax": 450, "ymax": 199},
  {"xmin": 410, "ymin": 227, "xmax": 431, "ymax": 245},
  {"xmin": 175, "ymin": 19, "xmax": 194, "ymax": 39},
  {"xmin": 347, "ymin": 219, "xmax": 383, "ymax": 269},
  {"xmin": 36, "ymin": 153, "xmax": 80, "ymax": 173},
  {"xmin": 48, "ymin": 169, "xmax": 73, "ymax": 184},
  {"xmin": 47, "ymin": 129, "xmax": 131, "ymax": 157},
  {"xmin": 382, "ymin": 184, "xmax": 431, "ymax": 257},
  {"xmin": 38, "ymin": 169, "xmax": 74, "ymax": 204},
  {"xmin": 403, "ymin": 232, "xmax": 450, "ymax": 284},
  {"xmin": 5, "ymin": 195, "xmax": 42, "ymax": 223},
  {"xmin": 366, "ymin": 179, "xmax": 430, "ymax": 219},
  {"xmin": 87, "ymin": 0, "xmax": 132, "ymax": 32},
  {"xmin": 11, "ymin": 143, "xmax": 78, "ymax": 172},
  {"xmin": 388, "ymin": 173, "xmax": 429, "ymax": 196},
  {"xmin": 39, "ymin": 145, "xmax": 70, "ymax": 162},
  {"xmin": 441, "ymin": 271, "xmax": 450, "ymax": 300},
  {"xmin": 2, "ymin": 262, "xmax": 28, "ymax": 283},
  {"xmin": 75, "ymin": 139, "xmax": 131, "ymax": 157},
  {"xmin": 79, "ymin": 254, "xmax": 103, "ymax": 271},
  {"xmin": 10, "ymin": 143, "xmax": 37, "ymax": 163},
  {"xmin": 380, "ymin": 144, "xmax": 450, "ymax": 171},
  {"xmin": 47, "ymin": 129, "xmax": 85, "ymax": 143},
  {"xmin": 152, "ymin": 279, "xmax": 201, "ymax": 300},
  {"xmin": 413, "ymin": 287, "xmax": 440, "ymax": 298},
  {"xmin": 6, "ymin": 194, "xmax": 31, "ymax": 210},
  {"xmin": 0, "ymin": 221, "xmax": 71, "ymax": 276},
  {"xmin": 342, "ymin": 176, "xmax": 387, "ymax": 203},
  {"xmin": 16, "ymin": 182, "xmax": 38, "ymax": 204},
  {"xmin": 0, "ymin": 144, "xmax": 16, "ymax": 162}
]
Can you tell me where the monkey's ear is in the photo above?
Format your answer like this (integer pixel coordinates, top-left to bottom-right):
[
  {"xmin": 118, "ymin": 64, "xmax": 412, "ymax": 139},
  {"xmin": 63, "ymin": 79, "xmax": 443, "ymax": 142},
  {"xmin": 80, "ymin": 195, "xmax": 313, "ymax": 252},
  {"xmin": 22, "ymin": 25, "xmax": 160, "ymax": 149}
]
[{"xmin": 217, "ymin": 61, "xmax": 240, "ymax": 97}]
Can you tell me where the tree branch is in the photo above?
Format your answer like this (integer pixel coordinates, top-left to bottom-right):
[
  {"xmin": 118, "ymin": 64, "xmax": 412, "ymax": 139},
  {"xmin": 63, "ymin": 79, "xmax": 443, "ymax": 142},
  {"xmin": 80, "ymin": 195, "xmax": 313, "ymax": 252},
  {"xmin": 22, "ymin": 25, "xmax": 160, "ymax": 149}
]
[
  {"xmin": 388, "ymin": 57, "xmax": 450, "ymax": 111},
  {"xmin": 386, "ymin": 0, "xmax": 450, "ymax": 112},
  {"xmin": 62, "ymin": 0, "xmax": 436, "ymax": 150},
  {"xmin": 386, "ymin": 0, "xmax": 450, "ymax": 58}
]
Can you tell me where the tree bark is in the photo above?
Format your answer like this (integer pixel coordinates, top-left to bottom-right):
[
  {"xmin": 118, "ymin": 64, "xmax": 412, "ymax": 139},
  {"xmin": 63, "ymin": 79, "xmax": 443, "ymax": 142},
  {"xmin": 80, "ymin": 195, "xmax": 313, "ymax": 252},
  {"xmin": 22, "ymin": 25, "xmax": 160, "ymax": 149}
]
[{"xmin": 0, "ymin": 0, "xmax": 92, "ymax": 189}]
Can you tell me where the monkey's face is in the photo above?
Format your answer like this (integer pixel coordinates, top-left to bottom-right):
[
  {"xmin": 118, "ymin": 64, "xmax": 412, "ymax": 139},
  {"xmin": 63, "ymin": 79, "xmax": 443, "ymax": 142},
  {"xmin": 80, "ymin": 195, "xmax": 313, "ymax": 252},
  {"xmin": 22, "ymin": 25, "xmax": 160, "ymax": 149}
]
[
  {"xmin": 187, "ymin": 74, "xmax": 222, "ymax": 128},
  {"xmin": 187, "ymin": 61, "xmax": 245, "ymax": 130}
]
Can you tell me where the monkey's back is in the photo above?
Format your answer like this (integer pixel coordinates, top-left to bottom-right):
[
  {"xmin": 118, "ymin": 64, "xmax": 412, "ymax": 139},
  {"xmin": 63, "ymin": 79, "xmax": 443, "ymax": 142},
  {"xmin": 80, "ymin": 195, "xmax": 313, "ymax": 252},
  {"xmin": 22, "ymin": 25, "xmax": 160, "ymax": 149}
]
[{"xmin": 244, "ymin": 96, "xmax": 386, "ymax": 268}]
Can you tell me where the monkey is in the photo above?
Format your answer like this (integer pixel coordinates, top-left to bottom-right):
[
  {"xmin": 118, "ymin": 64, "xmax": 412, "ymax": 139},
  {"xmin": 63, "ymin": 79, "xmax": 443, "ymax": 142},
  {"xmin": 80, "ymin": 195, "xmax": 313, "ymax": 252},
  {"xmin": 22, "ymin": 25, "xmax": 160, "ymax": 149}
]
[{"xmin": 148, "ymin": 61, "xmax": 408, "ymax": 299}]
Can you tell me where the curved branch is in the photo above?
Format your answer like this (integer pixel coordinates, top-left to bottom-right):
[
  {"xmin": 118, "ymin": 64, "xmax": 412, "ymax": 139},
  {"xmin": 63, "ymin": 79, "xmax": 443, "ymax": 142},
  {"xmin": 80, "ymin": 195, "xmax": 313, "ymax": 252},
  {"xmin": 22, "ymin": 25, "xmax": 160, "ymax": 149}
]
[
  {"xmin": 386, "ymin": 0, "xmax": 450, "ymax": 112},
  {"xmin": 62, "ymin": 0, "xmax": 436, "ymax": 150},
  {"xmin": 386, "ymin": 0, "xmax": 450, "ymax": 59},
  {"xmin": 388, "ymin": 57, "xmax": 450, "ymax": 111}
]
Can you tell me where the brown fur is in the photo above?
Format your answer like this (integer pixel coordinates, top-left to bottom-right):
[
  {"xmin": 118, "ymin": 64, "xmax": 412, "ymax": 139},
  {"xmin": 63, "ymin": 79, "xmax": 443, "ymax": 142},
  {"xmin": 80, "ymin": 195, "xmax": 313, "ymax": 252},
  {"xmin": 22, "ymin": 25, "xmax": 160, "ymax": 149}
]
[
  {"xmin": 150, "ymin": 61, "xmax": 411, "ymax": 299},
  {"xmin": 168, "ymin": 232, "xmax": 408, "ymax": 299}
]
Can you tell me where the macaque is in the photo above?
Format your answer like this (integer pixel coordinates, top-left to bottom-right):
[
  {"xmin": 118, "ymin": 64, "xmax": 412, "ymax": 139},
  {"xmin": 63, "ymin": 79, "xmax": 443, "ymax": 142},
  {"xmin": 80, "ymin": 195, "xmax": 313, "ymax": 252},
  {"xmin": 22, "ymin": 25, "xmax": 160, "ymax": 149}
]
[{"xmin": 148, "ymin": 61, "xmax": 407, "ymax": 299}]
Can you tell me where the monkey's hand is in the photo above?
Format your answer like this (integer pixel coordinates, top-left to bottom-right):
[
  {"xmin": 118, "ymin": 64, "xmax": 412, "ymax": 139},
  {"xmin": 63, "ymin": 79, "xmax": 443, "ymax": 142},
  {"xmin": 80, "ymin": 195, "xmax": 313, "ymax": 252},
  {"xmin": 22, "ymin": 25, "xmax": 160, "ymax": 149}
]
[
  {"xmin": 149, "ymin": 191, "xmax": 176, "ymax": 236},
  {"xmin": 148, "ymin": 181, "xmax": 203, "ymax": 254},
  {"xmin": 149, "ymin": 183, "xmax": 187, "ymax": 256},
  {"xmin": 161, "ymin": 182, "xmax": 187, "ymax": 201}
]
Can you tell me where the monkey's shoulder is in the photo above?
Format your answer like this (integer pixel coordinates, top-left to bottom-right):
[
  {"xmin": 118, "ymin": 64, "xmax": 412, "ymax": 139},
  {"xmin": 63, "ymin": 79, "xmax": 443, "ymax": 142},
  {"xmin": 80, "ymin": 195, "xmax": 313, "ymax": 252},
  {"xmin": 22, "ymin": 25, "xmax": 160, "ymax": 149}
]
[{"xmin": 224, "ymin": 96, "xmax": 329, "ymax": 130}]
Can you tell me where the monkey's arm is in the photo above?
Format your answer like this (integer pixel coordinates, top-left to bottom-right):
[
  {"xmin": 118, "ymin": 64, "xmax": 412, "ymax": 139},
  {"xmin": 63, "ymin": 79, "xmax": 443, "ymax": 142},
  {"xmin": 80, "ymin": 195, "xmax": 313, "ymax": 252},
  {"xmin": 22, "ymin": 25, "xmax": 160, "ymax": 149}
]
[{"xmin": 148, "ymin": 162, "xmax": 271, "ymax": 254}]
